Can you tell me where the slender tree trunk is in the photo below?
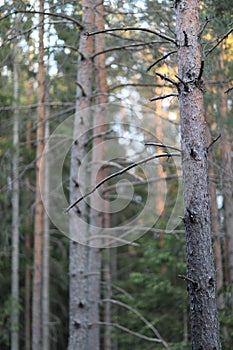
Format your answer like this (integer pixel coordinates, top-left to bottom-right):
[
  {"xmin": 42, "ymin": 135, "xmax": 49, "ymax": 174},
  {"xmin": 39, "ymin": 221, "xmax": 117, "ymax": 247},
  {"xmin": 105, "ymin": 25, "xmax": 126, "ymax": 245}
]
[
  {"xmin": 68, "ymin": 1, "xmax": 94, "ymax": 349},
  {"xmin": 207, "ymin": 127, "xmax": 224, "ymax": 309},
  {"xmin": 87, "ymin": 3, "xmax": 109, "ymax": 348},
  {"xmin": 42, "ymin": 114, "xmax": 50, "ymax": 350},
  {"xmin": 32, "ymin": 2, "xmax": 45, "ymax": 348},
  {"xmin": 25, "ymin": 81, "xmax": 32, "ymax": 350},
  {"xmin": 175, "ymin": 1, "xmax": 221, "ymax": 348},
  {"xmin": 11, "ymin": 41, "xmax": 19, "ymax": 350},
  {"xmin": 219, "ymin": 63, "xmax": 233, "ymax": 291}
]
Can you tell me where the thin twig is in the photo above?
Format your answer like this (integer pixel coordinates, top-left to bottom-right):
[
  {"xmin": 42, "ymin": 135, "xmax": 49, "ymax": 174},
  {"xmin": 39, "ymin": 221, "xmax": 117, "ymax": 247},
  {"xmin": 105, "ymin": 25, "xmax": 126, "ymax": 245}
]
[
  {"xmin": 75, "ymin": 82, "xmax": 87, "ymax": 97},
  {"xmin": 91, "ymin": 40, "xmax": 160, "ymax": 59},
  {"xmin": 150, "ymin": 93, "xmax": 178, "ymax": 102},
  {"xmin": 147, "ymin": 50, "xmax": 177, "ymax": 72},
  {"xmin": 2, "ymin": 10, "xmax": 83, "ymax": 29},
  {"xmin": 109, "ymin": 83, "xmax": 172, "ymax": 92},
  {"xmin": 178, "ymin": 274, "xmax": 198, "ymax": 286},
  {"xmin": 207, "ymin": 134, "xmax": 221, "ymax": 152},
  {"xmin": 199, "ymin": 16, "xmax": 211, "ymax": 38},
  {"xmin": 85, "ymin": 26, "xmax": 176, "ymax": 44},
  {"xmin": 156, "ymin": 72, "xmax": 178, "ymax": 87},
  {"xmin": 206, "ymin": 27, "xmax": 233, "ymax": 56},
  {"xmin": 145, "ymin": 142, "xmax": 181, "ymax": 152},
  {"xmin": 225, "ymin": 86, "xmax": 233, "ymax": 94},
  {"xmin": 101, "ymin": 298, "xmax": 170, "ymax": 349},
  {"xmin": 65, "ymin": 152, "xmax": 180, "ymax": 212}
]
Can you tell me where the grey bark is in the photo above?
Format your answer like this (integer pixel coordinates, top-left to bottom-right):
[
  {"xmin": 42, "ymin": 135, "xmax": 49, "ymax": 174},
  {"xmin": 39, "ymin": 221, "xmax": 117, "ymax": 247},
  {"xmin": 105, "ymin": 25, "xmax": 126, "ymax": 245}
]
[
  {"xmin": 175, "ymin": 0, "xmax": 221, "ymax": 348},
  {"xmin": 68, "ymin": 1, "xmax": 94, "ymax": 349}
]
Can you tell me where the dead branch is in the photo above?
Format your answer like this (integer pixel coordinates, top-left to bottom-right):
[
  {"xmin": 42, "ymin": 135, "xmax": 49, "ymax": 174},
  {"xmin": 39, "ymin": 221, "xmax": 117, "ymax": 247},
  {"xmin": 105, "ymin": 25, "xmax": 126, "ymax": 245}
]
[
  {"xmin": 150, "ymin": 93, "xmax": 178, "ymax": 102},
  {"xmin": 2, "ymin": 10, "xmax": 83, "ymax": 29},
  {"xmin": 102, "ymin": 174, "xmax": 179, "ymax": 194},
  {"xmin": 225, "ymin": 86, "xmax": 233, "ymax": 94},
  {"xmin": 109, "ymin": 83, "xmax": 172, "ymax": 92},
  {"xmin": 101, "ymin": 298, "xmax": 170, "ymax": 349},
  {"xmin": 145, "ymin": 142, "xmax": 181, "ymax": 152},
  {"xmin": 91, "ymin": 40, "xmax": 160, "ymax": 59},
  {"xmin": 198, "ymin": 16, "xmax": 211, "ymax": 37},
  {"xmin": 207, "ymin": 134, "xmax": 221, "ymax": 152},
  {"xmin": 75, "ymin": 82, "xmax": 87, "ymax": 97},
  {"xmin": 85, "ymin": 26, "xmax": 176, "ymax": 44},
  {"xmin": 147, "ymin": 50, "xmax": 177, "ymax": 72},
  {"xmin": 206, "ymin": 27, "xmax": 233, "ymax": 56},
  {"xmin": 65, "ymin": 152, "xmax": 180, "ymax": 212},
  {"xmin": 156, "ymin": 72, "xmax": 178, "ymax": 87}
]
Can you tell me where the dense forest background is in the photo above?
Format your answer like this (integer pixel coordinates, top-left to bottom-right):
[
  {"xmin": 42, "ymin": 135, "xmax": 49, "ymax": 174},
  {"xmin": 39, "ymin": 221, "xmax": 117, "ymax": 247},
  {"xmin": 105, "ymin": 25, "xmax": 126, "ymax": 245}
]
[{"xmin": 0, "ymin": 0, "xmax": 233, "ymax": 349}]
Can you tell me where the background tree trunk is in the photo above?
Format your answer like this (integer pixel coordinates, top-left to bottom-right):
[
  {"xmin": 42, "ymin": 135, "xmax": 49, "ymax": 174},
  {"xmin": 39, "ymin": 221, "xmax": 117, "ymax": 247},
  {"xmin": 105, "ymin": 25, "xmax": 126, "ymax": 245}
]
[
  {"xmin": 32, "ymin": 1, "xmax": 45, "ymax": 348},
  {"xmin": 11, "ymin": 40, "xmax": 19, "ymax": 350},
  {"xmin": 175, "ymin": 0, "xmax": 221, "ymax": 348}
]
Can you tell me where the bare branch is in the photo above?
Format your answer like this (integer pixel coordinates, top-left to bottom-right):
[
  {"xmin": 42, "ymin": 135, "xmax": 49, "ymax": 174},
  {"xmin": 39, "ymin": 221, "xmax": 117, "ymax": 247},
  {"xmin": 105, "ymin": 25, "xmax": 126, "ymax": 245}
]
[
  {"xmin": 2, "ymin": 10, "xmax": 83, "ymax": 29},
  {"xmin": 225, "ymin": 86, "xmax": 233, "ymax": 94},
  {"xmin": 207, "ymin": 134, "xmax": 221, "ymax": 152},
  {"xmin": 109, "ymin": 83, "xmax": 172, "ymax": 92},
  {"xmin": 91, "ymin": 40, "xmax": 160, "ymax": 59},
  {"xmin": 75, "ymin": 82, "xmax": 87, "ymax": 97},
  {"xmin": 156, "ymin": 72, "xmax": 178, "ymax": 87},
  {"xmin": 101, "ymin": 298, "xmax": 170, "ymax": 349},
  {"xmin": 150, "ymin": 93, "xmax": 178, "ymax": 102},
  {"xmin": 102, "ymin": 174, "xmax": 179, "ymax": 194},
  {"xmin": 206, "ymin": 27, "xmax": 233, "ymax": 56},
  {"xmin": 85, "ymin": 26, "xmax": 176, "ymax": 44},
  {"xmin": 198, "ymin": 16, "xmax": 211, "ymax": 38},
  {"xmin": 147, "ymin": 50, "xmax": 177, "ymax": 72},
  {"xmin": 145, "ymin": 142, "xmax": 181, "ymax": 152},
  {"xmin": 65, "ymin": 152, "xmax": 180, "ymax": 212}
]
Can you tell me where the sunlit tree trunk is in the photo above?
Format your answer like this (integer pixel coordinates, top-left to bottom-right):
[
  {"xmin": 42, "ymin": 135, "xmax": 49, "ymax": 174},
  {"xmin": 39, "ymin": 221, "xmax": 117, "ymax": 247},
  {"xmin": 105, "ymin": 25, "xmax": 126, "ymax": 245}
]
[
  {"xmin": 175, "ymin": 0, "xmax": 221, "ymax": 348},
  {"xmin": 11, "ymin": 40, "xmax": 19, "ymax": 350},
  {"xmin": 32, "ymin": 1, "xmax": 45, "ymax": 348},
  {"xmin": 68, "ymin": 1, "xmax": 94, "ymax": 349}
]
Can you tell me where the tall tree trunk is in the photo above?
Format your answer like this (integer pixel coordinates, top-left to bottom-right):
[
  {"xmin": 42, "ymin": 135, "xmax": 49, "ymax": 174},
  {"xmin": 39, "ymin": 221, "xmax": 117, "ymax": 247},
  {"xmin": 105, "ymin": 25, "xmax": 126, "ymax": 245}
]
[
  {"xmin": 32, "ymin": 1, "xmax": 45, "ymax": 348},
  {"xmin": 25, "ymin": 81, "xmax": 32, "ymax": 350},
  {"xmin": 11, "ymin": 41, "xmax": 19, "ymax": 350},
  {"xmin": 175, "ymin": 1, "xmax": 221, "ymax": 348},
  {"xmin": 87, "ymin": 3, "xmax": 109, "ymax": 349},
  {"xmin": 42, "ymin": 115, "xmax": 50, "ymax": 350},
  {"xmin": 68, "ymin": 1, "xmax": 94, "ymax": 349},
  {"xmin": 219, "ymin": 59, "xmax": 233, "ymax": 292}
]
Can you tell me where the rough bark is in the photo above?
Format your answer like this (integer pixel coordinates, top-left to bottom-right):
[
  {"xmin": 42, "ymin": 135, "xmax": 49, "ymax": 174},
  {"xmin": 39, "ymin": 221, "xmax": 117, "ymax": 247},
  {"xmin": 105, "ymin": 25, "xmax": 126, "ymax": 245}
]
[
  {"xmin": 68, "ymin": 1, "xmax": 94, "ymax": 349},
  {"xmin": 32, "ymin": 2, "xmax": 45, "ymax": 348},
  {"xmin": 175, "ymin": 1, "xmax": 221, "ymax": 349},
  {"xmin": 11, "ymin": 41, "xmax": 19, "ymax": 350},
  {"xmin": 87, "ymin": 3, "xmax": 109, "ymax": 348}
]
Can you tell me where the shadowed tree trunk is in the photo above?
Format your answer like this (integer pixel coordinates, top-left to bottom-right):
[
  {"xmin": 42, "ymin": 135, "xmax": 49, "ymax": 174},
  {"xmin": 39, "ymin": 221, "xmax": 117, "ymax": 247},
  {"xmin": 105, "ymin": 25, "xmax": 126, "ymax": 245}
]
[
  {"xmin": 87, "ymin": 3, "xmax": 109, "ymax": 348},
  {"xmin": 175, "ymin": 0, "xmax": 221, "ymax": 348},
  {"xmin": 32, "ymin": 1, "xmax": 45, "ymax": 348},
  {"xmin": 11, "ymin": 40, "xmax": 19, "ymax": 350}
]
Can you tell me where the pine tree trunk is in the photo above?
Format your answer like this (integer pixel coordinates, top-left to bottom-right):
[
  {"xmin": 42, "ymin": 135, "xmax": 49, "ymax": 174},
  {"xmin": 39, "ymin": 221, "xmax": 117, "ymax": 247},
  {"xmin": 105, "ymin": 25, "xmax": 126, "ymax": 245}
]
[
  {"xmin": 25, "ymin": 81, "xmax": 32, "ymax": 350},
  {"xmin": 87, "ymin": 3, "xmax": 109, "ymax": 348},
  {"xmin": 42, "ymin": 115, "xmax": 50, "ymax": 350},
  {"xmin": 11, "ymin": 41, "xmax": 19, "ymax": 350},
  {"xmin": 32, "ymin": 2, "xmax": 45, "ymax": 348},
  {"xmin": 68, "ymin": 1, "xmax": 94, "ymax": 349},
  {"xmin": 175, "ymin": 1, "xmax": 221, "ymax": 348}
]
